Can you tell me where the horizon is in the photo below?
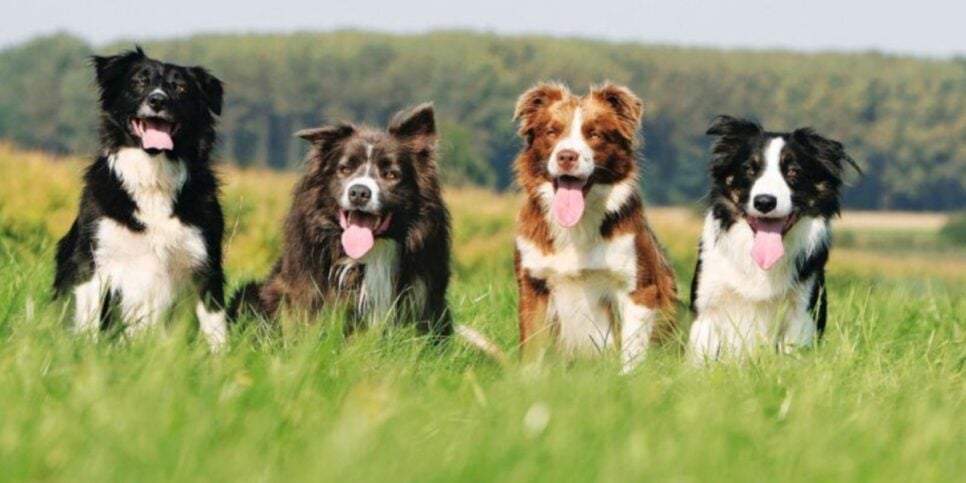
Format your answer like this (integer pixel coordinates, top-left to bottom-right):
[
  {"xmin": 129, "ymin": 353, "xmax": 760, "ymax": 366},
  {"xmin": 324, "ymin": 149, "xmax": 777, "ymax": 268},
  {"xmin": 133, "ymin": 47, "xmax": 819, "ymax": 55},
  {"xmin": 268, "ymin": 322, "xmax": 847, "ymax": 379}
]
[
  {"xmin": 8, "ymin": 27, "xmax": 964, "ymax": 61},
  {"xmin": 2, "ymin": 0, "xmax": 964, "ymax": 59}
]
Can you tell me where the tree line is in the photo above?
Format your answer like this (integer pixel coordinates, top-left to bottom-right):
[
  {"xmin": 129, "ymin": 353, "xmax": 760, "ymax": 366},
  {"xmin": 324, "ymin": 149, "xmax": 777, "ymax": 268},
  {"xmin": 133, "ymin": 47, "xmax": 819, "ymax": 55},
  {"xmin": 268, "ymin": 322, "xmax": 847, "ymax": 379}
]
[{"xmin": 0, "ymin": 31, "xmax": 963, "ymax": 210}]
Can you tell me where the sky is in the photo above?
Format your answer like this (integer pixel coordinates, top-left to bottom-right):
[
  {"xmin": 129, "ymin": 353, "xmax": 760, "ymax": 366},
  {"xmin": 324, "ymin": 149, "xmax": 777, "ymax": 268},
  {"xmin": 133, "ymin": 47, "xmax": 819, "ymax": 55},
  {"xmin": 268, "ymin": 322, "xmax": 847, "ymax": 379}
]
[{"xmin": 2, "ymin": 0, "xmax": 964, "ymax": 58}]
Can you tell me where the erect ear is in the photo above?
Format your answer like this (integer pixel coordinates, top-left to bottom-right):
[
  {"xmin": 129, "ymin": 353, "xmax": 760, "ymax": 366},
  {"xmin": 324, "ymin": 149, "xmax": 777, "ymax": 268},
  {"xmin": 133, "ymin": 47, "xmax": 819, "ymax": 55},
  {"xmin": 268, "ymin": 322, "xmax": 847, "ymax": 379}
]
[
  {"xmin": 295, "ymin": 123, "xmax": 356, "ymax": 150},
  {"xmin": 591, "ymin": 83, "xmax": 644, "ymax": 141},
  {"xmin": 189, "ymin": 66, "xmax": 224, "ymax": 116},
  {"xmin": 90, "ymin": 46, "xmax": 146, "ymax": 107},
  {"xmin": 513, "ymin": 82, "xmax": 568, "ymax": 139},
  {"xmin": 706, "ymin": 115, "xmax": 763, "ymax": 138},
  {"xmin": 388, "ymin": 102, "xmax": 437, "ymax": 142},
  {"xmin": 791, "ymin": 127, "xmax": 862, "ymax": 176}
]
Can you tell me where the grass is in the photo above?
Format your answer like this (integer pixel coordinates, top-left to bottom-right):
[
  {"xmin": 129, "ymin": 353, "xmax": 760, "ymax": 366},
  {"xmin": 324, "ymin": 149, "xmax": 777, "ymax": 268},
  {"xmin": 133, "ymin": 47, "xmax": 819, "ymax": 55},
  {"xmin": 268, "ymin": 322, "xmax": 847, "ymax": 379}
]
[{"xmin": 0, "ymin": 144, "xmax": 963, "ymax": 482}]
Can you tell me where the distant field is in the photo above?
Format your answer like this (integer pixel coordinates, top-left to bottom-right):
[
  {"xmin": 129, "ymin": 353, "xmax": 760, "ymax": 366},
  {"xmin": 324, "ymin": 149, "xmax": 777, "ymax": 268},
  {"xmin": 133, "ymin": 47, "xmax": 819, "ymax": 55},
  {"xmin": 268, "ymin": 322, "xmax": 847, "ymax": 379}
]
[{"xmin": 0, "ymin": 145, "xmax": 962, "ymax": 482}]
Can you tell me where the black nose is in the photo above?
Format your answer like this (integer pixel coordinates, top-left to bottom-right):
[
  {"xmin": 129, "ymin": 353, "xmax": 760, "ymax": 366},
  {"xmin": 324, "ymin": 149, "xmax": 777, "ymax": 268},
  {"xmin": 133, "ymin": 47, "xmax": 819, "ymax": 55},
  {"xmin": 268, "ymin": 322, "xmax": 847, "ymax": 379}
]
[
  {"xmin": 147, "ymin": 92, "xmax": 167, "ymax": 111},
  {"xmin": 753, "ymin": 194, "xmax": 778, "ymax": 213},
  {"xmin": 348, "ymin": 185, "xmax": 372, "ymax": 206}
]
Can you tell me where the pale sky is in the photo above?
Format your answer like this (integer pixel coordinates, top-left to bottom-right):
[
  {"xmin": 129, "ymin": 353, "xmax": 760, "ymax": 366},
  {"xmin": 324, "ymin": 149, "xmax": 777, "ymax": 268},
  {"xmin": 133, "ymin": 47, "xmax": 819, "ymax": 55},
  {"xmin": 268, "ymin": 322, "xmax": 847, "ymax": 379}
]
[{"xmin": 2, "ymin": 0, "xmax": 964, "ymax": 57}]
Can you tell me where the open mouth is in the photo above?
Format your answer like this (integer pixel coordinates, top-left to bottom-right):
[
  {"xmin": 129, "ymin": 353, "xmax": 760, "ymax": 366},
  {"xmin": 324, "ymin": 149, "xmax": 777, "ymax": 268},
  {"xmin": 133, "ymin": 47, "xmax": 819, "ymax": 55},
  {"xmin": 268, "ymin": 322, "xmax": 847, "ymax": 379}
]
[
  {"xmin": 550, "ymin": 175, "xmax": 588, "ymax": 228},
  {"xmin": 747, "ymin": 212, "xmax": 798, "ymax": 271},
  {"xmin": 339, "ymin": 210, "xmax": 392, "ymax": 260},
  {"xmin": 130, "ymin": 117, "xmax": 179, "ymax": 151}
]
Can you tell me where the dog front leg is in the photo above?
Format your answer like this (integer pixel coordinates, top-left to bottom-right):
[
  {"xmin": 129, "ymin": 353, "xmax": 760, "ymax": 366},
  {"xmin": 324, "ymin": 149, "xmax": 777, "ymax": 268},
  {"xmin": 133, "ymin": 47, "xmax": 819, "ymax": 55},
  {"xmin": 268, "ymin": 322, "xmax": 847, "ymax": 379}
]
[
  {"xmin": 617, "ymin": 292, "xmax": 656, "ymax": 373},
  {"xmin": 518, "ymin": 272, "xmax": 550, "ymax": 363},
  {"xmin": 195, "ymin": 262, "xmax": 227, "ymax": 352}
]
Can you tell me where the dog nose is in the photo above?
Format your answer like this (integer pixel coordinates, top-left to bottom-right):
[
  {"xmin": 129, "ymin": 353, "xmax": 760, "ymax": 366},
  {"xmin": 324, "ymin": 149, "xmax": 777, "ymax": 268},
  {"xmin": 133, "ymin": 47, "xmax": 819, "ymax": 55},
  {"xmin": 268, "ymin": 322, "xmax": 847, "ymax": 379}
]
[
  {"xmin": 348, "ymin": 185, "xmax": 372, "ymax": 206},
  {"xmin": 147, "ymin": 92, "xmax": 167, "ymax": 111},
  {"xmin": 556, "ymin": 149, "xmax": 579, "ymax": 171},
  {"xmin": 753, "ymin": 194, "xmax": 778, "ymax": 213}
]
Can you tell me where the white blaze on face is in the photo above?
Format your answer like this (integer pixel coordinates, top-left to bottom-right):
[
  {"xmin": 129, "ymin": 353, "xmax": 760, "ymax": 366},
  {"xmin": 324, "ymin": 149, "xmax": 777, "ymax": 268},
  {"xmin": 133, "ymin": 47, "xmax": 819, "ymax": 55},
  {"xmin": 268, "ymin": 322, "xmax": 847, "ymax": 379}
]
[
  {"xmin": 748, "ymin": 137, "xmax": 793, "ymax": 218},
  {"xmin": 339, "ymin": 144, "xmax": 382, "ymax": 213},
  {"xmin": 547, "ymin": 107, "xmax": 594, "ymax": 179}
]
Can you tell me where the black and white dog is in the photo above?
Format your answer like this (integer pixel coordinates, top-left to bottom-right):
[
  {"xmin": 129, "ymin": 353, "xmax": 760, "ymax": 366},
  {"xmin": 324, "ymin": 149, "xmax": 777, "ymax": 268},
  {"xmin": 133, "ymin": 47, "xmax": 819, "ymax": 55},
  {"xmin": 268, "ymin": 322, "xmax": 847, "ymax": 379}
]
[
  {"xmin": 689, "ymin": 115, "xmax": 859, "ymax": 362},
  {"xmin": 54, "ymin": 47, "xmax": 228, "ymax": 349}
]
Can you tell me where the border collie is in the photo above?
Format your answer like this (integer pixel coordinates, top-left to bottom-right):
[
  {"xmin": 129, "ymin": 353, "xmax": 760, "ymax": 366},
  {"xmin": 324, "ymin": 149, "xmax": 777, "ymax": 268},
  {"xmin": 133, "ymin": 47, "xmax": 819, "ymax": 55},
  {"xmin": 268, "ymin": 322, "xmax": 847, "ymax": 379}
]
[
  {"xmin": 512, "ymin": 82, "xmax": 678, "ymax": 372},
  {"xmin": 230, "ymin": 103, "xmax": 452, "ymax": 335},
  {"xmin": 689, "ymin": 115, "xmax": 860, "ymax": 362},
  {"xmin": 53, "ymin": 47, "xmax": 227, "ymax": 349}
]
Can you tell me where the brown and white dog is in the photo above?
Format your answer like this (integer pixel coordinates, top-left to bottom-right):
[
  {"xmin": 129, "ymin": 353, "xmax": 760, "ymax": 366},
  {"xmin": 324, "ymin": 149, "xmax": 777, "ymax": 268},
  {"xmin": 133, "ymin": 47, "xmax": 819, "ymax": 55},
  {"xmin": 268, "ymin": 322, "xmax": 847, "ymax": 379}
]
[{"xmin": 512, "ymin": 82, "xmax": 677, "ymax": 372}]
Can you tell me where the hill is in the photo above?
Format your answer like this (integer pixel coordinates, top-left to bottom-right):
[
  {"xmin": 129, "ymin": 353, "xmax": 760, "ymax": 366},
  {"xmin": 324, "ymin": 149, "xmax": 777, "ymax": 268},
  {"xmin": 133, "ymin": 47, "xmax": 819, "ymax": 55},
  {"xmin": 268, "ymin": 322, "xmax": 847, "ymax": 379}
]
[{"xmin": 0, "ymin": 31, "xmax": 963, "ymax": 209}]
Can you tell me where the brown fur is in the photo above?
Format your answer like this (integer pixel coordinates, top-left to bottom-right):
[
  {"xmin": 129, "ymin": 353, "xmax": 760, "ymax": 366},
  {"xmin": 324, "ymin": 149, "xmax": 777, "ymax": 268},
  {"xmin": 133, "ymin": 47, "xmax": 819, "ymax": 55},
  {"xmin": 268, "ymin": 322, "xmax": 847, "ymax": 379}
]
[
  {"xmin": 230, "ymin": 104, "xmax": 453, "ymax": 335},
  {"xmin": 512, "ymin": 82, "xmax": 678, "ymax": 358}
]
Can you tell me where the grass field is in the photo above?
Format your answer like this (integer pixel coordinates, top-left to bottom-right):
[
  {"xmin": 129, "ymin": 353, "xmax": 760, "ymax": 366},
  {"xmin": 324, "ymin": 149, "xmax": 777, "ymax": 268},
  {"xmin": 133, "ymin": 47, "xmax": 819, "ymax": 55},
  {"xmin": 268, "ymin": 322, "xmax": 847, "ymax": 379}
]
[{"xmin": 0, "ymin": 144, "xmax": 963, "ymax": 482}]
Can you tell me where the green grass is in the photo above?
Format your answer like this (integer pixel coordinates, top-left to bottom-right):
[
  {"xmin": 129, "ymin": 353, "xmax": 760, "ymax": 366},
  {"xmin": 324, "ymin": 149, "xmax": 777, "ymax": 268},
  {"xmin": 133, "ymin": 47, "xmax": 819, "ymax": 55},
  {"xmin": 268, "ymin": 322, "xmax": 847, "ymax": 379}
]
[{"xmin": 0, "ymin": 146, "xmax": 963, "ymax": 482}]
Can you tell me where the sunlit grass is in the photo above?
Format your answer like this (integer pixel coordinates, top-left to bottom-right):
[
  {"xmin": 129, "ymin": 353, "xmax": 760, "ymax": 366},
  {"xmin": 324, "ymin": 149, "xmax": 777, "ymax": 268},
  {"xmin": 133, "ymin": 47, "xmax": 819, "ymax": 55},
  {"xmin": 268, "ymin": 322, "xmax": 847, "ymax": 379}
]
[{"xmin": 0, "ymin": 144, "xmax": 962, "ymax": 482}]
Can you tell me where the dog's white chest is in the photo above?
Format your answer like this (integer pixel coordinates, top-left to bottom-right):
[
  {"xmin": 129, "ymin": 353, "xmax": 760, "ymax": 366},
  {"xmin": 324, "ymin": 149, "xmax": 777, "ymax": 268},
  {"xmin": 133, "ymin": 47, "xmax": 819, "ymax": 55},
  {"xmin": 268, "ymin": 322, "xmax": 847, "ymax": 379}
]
[
  {"xmin": 91, "ymin": 149, "xmax": 207, "ymax": 319},
  {"xmin": 517, "ymin": 230, "xmax": 638, "ymax": 354},
  {"xmin": 348, "ymin": 239, "xmax": 400, "ymax": 326}
]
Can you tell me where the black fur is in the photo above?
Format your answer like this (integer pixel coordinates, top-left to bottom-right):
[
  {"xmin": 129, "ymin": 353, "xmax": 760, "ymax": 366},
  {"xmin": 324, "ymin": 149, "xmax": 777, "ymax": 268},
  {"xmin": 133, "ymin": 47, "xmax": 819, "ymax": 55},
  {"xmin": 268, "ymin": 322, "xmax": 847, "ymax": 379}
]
[{"xmin": 54, "ymin": 47, "xmax": 225, "ymax": 325}]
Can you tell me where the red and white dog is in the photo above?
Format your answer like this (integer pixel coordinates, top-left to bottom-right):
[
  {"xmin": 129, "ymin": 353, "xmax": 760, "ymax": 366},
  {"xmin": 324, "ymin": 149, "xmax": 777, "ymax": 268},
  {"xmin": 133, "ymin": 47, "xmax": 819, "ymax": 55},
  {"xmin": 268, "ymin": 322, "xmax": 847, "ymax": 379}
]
[{"xmin": 512, "ymin": 82, "xmax": 677, "ymax": 372}]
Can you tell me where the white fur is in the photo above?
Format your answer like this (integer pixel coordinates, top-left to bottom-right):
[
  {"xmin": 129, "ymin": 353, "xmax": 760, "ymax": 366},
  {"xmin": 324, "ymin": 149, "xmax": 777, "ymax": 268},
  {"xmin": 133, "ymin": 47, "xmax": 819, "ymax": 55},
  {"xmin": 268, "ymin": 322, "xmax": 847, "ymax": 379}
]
[
  {"xmin": 195, "ymin": 302, "xmax": 227, "ymax": 352},
  {"xmin": 74, "ymin": 148, "xmax": 224, "ymax": 350},
  {"xmin": 547, "ymin": 107, "xmax": 594, "ymax": 179},
  {"xmin": 689, "ymin": 211, "xmax": 828, "ymax": 363},
  {"xmin": 517, "ymin": 178, "xmax": 655, "ymax": 370},
  {"xmin": 354, "ymin": 239, "xmax": 400, "ymax": 326},
  {"xmin": 748, "ymin": 137, "xmax": 793, "ymax": 217},
  {"xmin": 341, "ymin": 172, "xmax": 382, "ymax": 213}
]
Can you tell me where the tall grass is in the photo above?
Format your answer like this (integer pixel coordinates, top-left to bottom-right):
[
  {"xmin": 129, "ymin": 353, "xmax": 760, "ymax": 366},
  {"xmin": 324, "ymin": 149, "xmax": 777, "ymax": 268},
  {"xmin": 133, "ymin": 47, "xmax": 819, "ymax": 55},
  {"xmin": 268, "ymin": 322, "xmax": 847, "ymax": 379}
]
[{"xmin": 0, "ymin": 145, "xmax": 962, "ymax": 481}]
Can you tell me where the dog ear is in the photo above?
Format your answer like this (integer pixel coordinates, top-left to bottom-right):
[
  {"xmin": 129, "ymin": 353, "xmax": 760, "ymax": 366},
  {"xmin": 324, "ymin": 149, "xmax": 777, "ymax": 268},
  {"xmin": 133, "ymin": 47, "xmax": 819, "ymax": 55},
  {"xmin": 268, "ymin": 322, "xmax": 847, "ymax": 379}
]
[
  {"xmin": 91, "ymin": 46, "xmax": 146, "ymax": 108},
  {"xmin": 791, "ymin": 127, "xmax": 862, "ymax": 177},
  {"xmin": 189, "ymin": 67, "xmax": 224, "ymax": 116},
  {"xmin": 591, "ymin": 83, "xmax": 644, "ymax": 141},
  {"xmin": 389, "ymin": 102, "xmax": 437, "ymax": 143},
  {"xmin": 295, "ymin": 123, "xmax": 356, "ymax": 150},
  {"xmin": 513, "ymin": 82, "xmax": 568, "ymax": 145},
  {"xmin": 706, "ymin": 115, "xmax": 762, "ymax": 138}
]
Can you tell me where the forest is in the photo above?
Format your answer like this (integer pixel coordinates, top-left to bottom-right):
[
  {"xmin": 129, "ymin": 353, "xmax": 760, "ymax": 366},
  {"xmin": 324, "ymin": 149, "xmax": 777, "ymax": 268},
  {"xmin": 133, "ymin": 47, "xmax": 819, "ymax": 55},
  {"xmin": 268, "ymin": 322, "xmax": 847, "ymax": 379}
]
[{"xmin": 0, "ymin": 31, "xmax": 962, "ymax": 210}]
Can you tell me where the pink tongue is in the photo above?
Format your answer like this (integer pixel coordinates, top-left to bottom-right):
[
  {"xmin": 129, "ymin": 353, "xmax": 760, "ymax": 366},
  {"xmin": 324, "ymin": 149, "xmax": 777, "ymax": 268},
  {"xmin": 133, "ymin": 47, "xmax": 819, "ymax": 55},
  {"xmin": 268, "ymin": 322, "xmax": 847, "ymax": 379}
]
[
  {"xmin": 751, "ymin": 219, "xmax": 786, "ymax": 270},
  {"xmin": 142, "ymin": 119, "xmax": 174, "ymax": 151},
  {"xmin": 552, "ymin": 179, "xmax": 585, "ymax": 228},
  {"xmin": 341, "ymin": 216, "xmax": 375, "ymax": 260}
]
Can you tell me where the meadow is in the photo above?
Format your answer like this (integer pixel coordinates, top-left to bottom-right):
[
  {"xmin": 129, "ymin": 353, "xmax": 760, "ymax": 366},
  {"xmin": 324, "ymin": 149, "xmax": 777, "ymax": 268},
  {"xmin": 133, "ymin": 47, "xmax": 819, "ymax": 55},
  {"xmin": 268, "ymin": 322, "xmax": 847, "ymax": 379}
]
[{"xmin": 0, "ymin": 144, "xmax": 962, "ymax": 482}]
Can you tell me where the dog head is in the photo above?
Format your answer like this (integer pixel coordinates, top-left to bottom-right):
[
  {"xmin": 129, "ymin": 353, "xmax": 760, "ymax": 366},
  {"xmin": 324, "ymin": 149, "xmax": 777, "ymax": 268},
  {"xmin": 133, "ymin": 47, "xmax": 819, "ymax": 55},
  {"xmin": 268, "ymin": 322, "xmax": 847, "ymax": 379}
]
[
  {"xmin": 92, "ymin": 47, "xmax": 223, "ymax": 157},
  {"xmin": 706, "ymin": 115, "xmax": 860, "ymax": 269},
  {"xmin": 296, "ymin": 103, "xmax": 439, "ymax": 260},
  {"xmin": 513, "ymin": 82, "xmax": 642, "ymax": 227}
]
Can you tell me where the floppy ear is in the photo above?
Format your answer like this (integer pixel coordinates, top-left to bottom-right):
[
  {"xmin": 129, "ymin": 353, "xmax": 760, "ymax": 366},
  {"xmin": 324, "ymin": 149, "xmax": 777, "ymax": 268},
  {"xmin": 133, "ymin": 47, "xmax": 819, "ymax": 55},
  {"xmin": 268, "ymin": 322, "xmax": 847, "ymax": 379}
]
[
  {"xmin": 388, "ymin": 102, "xmax": 437, "ymax": 142},
  {"xmin": 295, "ymin": 123, "xmax": 356, "ymax": 151},
  {"xmin": 706, "ymin": 115, "xmax": 762, "ymax": 138},
  {"xmin": 513, "ymin": 82, "xmax": 568, "ymax": 143},
  {"xmin": 591, "ymin": 83, "xmax": 644, "ymax": 141},
  {"xmin": 791, "ymin": 127, "xmax": 862, "ymax": 176},
  {"xmin": 189, "ymin": 67, "xmax": 224, "ymax": 116},
  {"xmin": 90, "ymin": 46, "xmax": 146, "ymax": 108}
]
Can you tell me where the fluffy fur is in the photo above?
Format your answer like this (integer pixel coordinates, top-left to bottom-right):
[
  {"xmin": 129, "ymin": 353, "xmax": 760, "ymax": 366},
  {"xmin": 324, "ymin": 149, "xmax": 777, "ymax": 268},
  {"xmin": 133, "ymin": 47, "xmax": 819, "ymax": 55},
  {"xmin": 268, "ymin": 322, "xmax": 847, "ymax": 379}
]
[
  {"xmin": 53, "ymin": 47, "xmax": 227, "ymax": 349},
  {"xmin": 512, "ymin": 82, "xmax": 677, "ymax": 373},
  {"xmin": 231, "ymin": 103, "xmax": 452, "ymax": 335},
  {"xmin": 689, "ymin": 115, "xmax": 860, "ymax": 362}
]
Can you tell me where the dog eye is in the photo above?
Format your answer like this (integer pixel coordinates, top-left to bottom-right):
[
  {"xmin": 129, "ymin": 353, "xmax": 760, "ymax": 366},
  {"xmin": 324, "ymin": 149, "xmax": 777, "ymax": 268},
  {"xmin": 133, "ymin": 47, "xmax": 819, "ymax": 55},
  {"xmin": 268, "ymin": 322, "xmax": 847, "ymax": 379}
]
[
  {"xmin": 338, "ymin": 165, "xmax": 353, "ymax": 175},
  {"xmin": 588, "ymin": 131, "xmax": 601, "ymax": 141},
  {"xmin": 786, "ymin": 166, "xmax": 798, "ymax": 178},
  {"xmin": 383, "ymin": 170, "xmax": 399, "ymax": 181},
  {"xmin": 745, "ymin": 165, "xmax": 755, "ymax": 176},
  {"xmin": 545, "ymin": 128, "xmax": 557, "ymax": 138},
  {"xmin": 134, "ymin": 78, "xmax": 147, "ymax": 88},
  {"xmin": 175, "ymin": 84, "xmax": 187, "ymax": 94}
]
